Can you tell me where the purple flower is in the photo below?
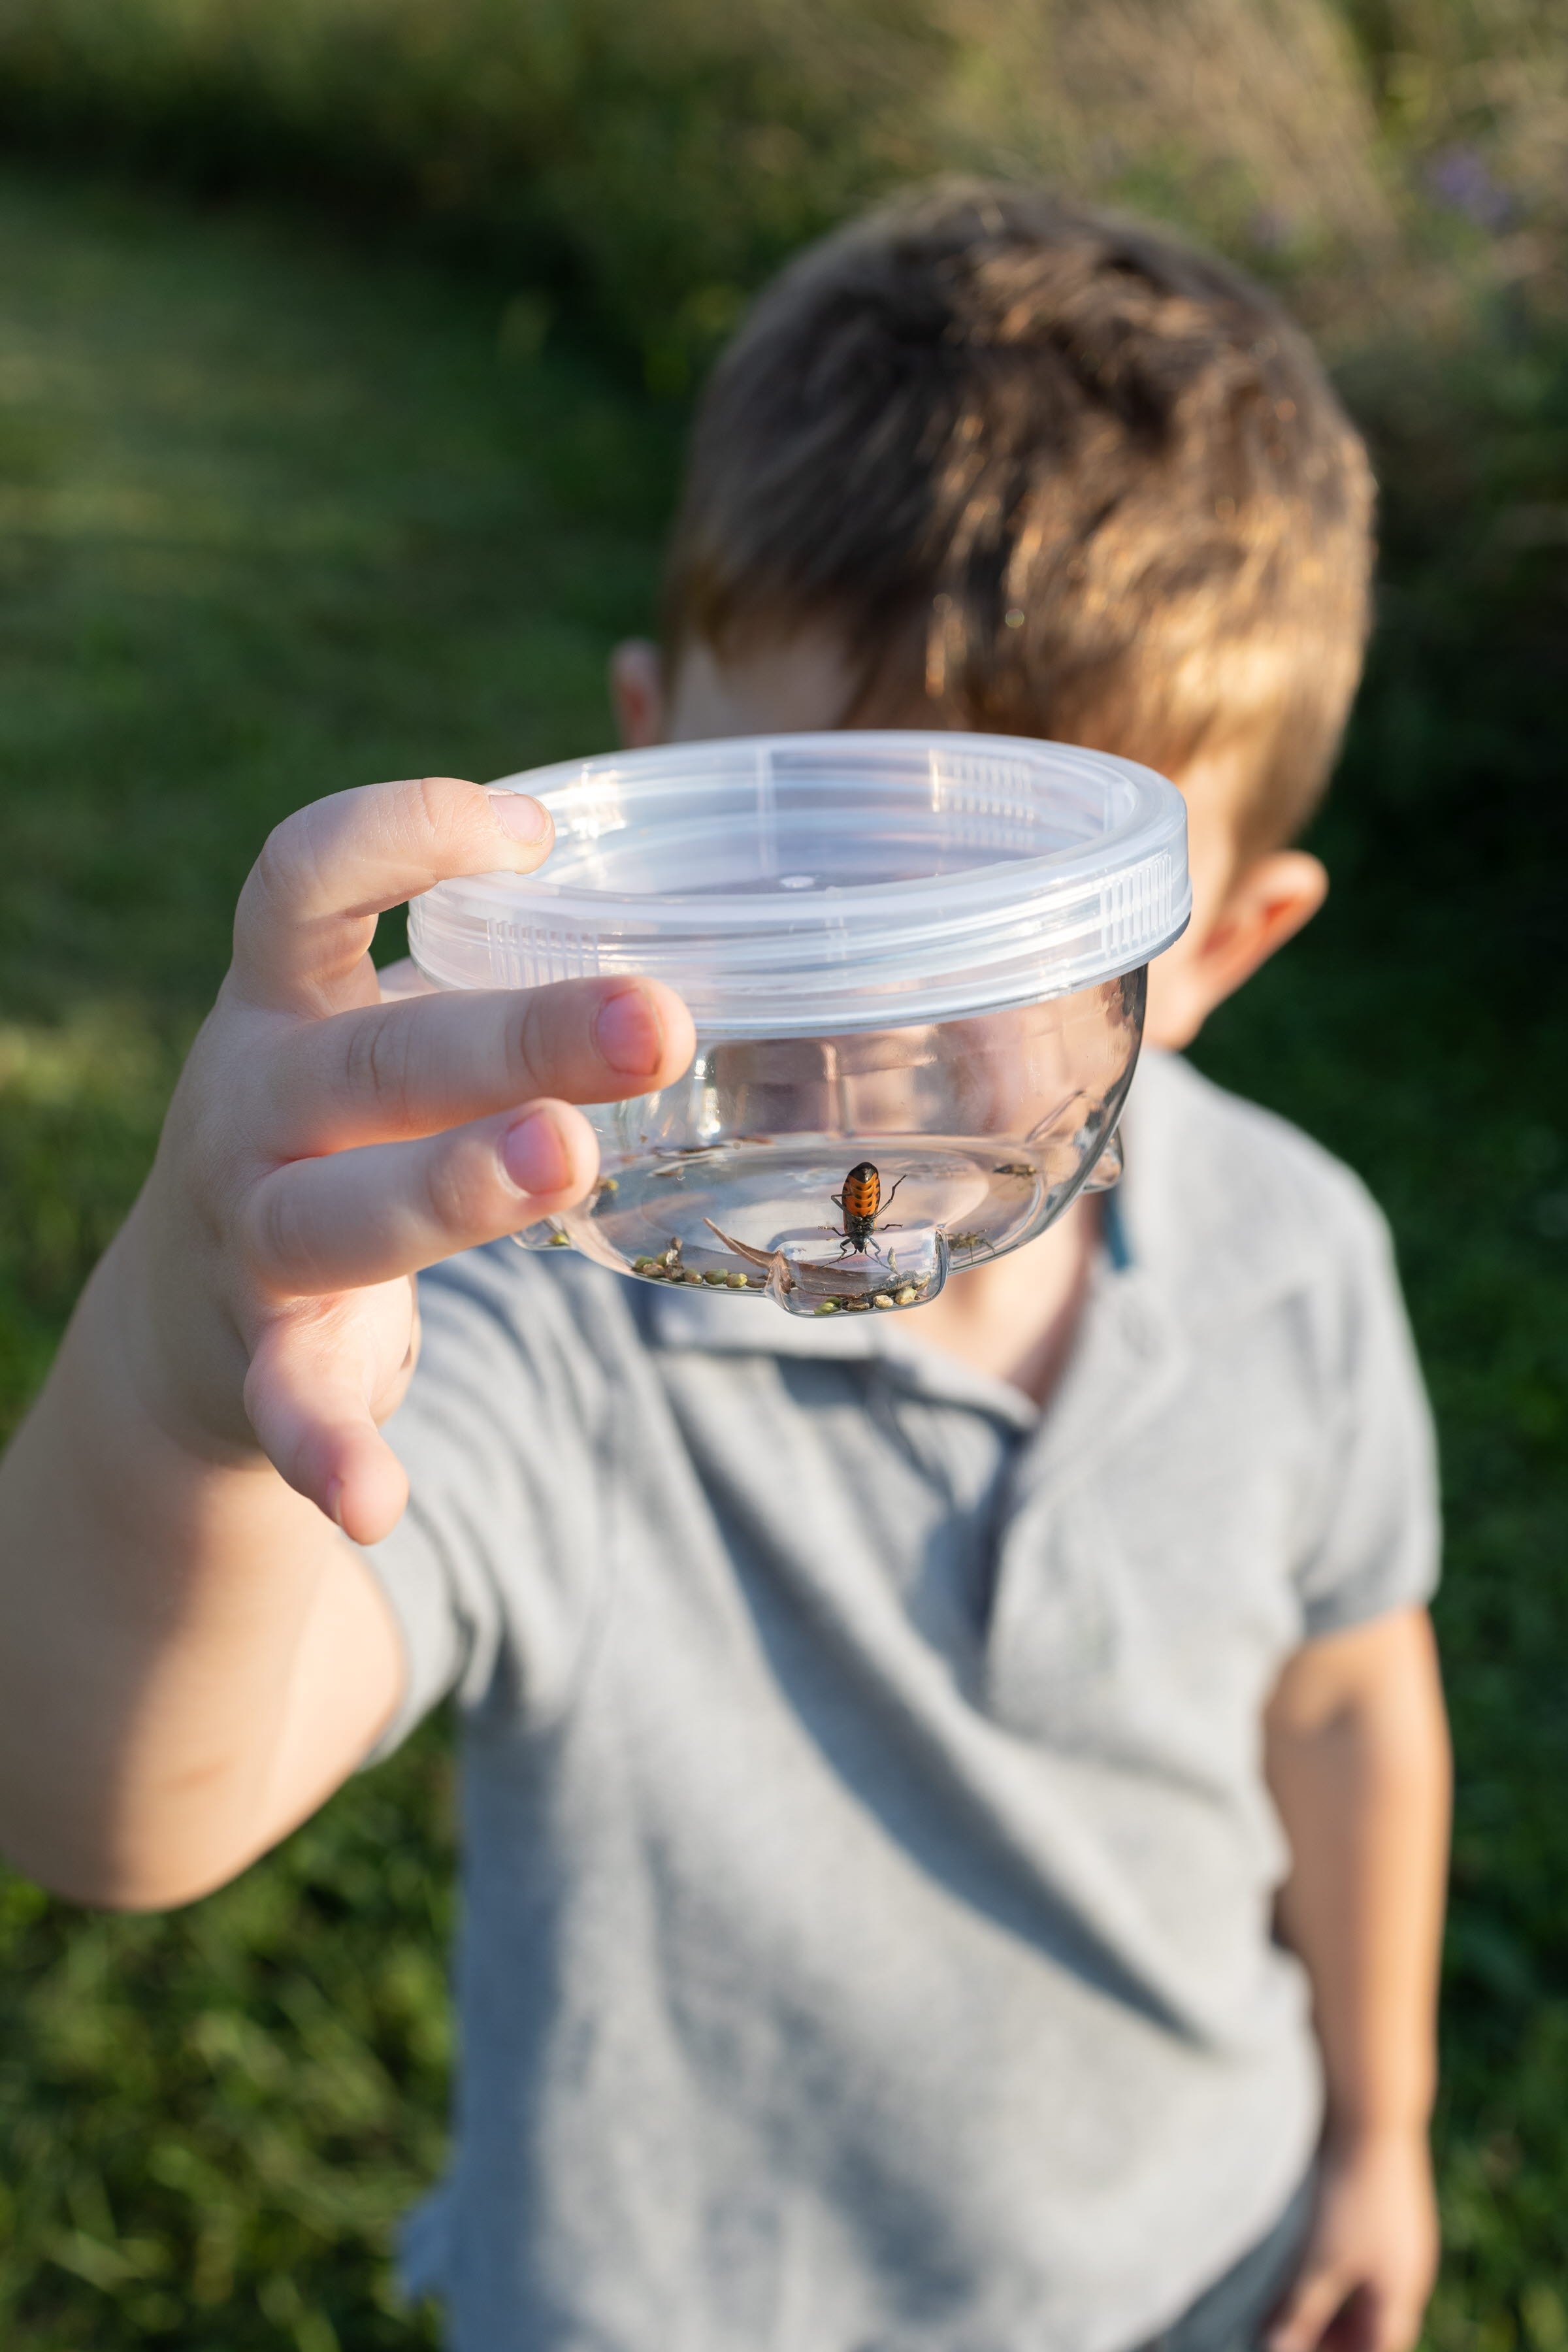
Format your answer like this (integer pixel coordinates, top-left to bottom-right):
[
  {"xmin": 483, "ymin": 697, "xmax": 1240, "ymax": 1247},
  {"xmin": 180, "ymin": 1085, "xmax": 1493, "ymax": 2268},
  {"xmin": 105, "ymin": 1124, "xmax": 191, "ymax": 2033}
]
[{"xmin": 1426, "ymin": 145, "xmax": 1513, "ymax": 233}]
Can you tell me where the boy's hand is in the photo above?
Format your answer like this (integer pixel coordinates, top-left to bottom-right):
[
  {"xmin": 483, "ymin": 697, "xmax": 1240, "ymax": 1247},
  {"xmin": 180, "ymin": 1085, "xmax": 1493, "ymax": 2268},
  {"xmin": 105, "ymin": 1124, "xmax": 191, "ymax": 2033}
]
[
  {"xmin": 121, "ymin": 774, "xmax": 694, "ymax": 1548},
  {"xmin": 1265, "ymin": 2128, "xmax": 1439, "ymax": 2352}
]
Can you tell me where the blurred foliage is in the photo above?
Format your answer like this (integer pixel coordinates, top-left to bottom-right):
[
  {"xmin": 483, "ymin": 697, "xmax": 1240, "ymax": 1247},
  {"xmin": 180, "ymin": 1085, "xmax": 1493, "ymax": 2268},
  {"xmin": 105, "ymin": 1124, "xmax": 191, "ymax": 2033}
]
[
  {"xmin": 0, "ymin": 0, "xmax": 1562, "ymax": 389},
  {"xmin": 0, "ymin": 21, "xmax": 1564, "ymax": 2343}
]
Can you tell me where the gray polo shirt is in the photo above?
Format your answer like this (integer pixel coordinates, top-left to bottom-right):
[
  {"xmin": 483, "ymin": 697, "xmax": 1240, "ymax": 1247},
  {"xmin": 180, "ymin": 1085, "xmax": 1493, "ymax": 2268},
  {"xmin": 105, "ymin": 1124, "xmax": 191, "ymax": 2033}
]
[{"xmin": 363, "ymin": 1049, "xmax": 1439, "ymax": 2352}]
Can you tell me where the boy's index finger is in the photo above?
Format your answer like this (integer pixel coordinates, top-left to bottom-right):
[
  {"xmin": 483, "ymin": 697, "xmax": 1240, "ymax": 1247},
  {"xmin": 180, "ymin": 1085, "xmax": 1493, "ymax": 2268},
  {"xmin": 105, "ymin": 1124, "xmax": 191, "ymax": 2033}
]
[
  {"xmin": 265, "ymin": 975, "xmax": 695, "ymax": 1158},
  {"xmin": 231, "ymin": 776, "xmax": 553, "ymax": 1015}
]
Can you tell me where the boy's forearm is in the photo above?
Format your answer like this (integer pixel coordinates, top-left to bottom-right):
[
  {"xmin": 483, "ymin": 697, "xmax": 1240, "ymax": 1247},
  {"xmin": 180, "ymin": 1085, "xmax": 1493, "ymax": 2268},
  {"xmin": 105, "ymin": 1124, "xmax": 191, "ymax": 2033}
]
[
  {"xmin": 0, "ymin": 1224, "xmax": 397, "ymax": 1909},
  {"xmin": 1265, "ymin": 1608, "xmax": 1451, "ymax": 2145}
]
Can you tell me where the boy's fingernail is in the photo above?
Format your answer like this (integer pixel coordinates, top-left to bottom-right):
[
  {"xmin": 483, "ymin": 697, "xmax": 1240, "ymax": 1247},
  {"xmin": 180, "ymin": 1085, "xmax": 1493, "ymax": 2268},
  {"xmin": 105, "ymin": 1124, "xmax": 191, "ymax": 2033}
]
[
  {"xmin": 487, "ymin": 790, "xmax": 551, "ymax": 844},
  {"xmin": 500, "ymin": 1109, "xmax": 572, "ymax": 1197},
  {"xmin": 594, "ymin": 985, "xmax": 665, "ymax": 1076}
]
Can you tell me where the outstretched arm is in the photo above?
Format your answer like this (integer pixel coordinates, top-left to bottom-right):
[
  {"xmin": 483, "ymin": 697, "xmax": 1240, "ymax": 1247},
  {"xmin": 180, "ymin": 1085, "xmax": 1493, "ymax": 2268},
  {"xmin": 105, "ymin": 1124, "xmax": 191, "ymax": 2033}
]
[
  {"xmin": 1263, "ymin": 1605, "xmax": 1451, "ymax": 2352},
  {"xmin": 0, "ymin": 776, "xmax": 693, "ymax": 1911}
]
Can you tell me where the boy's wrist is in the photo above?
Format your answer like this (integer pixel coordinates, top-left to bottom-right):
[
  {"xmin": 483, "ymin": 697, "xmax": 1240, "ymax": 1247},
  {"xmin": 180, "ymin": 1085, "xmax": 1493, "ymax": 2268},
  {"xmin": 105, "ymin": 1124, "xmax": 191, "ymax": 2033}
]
[{"xmin": 1322, "ymin": 2108, "xmax": 1434, "ymax": 2159}]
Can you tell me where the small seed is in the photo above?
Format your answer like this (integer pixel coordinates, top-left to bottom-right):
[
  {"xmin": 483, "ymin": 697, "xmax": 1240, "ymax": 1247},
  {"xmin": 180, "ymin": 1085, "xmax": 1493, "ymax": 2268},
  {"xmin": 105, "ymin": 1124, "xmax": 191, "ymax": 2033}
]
[
  {"xmin": 547, "ymin": 1230, "xmax": 571, "ymax": 1247},
  {"xmin": 704, "ymin": 1270, "xmax": 728, "ymax": 1286},
  {"xmin": 727, "ymin": 1271, "xmax": 748, "ymax": 1288},
  {"xmin": 814, "ymin": 1300, "xmax": 840, "ymax": 1315},
  {"xmin": 874, "ymin": 1293, "xmax": 896, "ymax": 1309},
  {"xmin": 845, "ymin": 1296, "xmax": 871, "ymax": 1311},
  {"xmin": 896, "ymin": 1285, "xmax": 917, "ymax": 1304}
]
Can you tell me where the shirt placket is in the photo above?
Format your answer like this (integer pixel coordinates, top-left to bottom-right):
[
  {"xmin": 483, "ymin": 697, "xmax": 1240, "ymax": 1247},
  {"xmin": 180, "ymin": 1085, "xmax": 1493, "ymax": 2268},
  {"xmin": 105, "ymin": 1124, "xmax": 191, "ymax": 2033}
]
[{"xmin": 983, "ymin": 1264, "xmax": 1192, "ymax": 1687}]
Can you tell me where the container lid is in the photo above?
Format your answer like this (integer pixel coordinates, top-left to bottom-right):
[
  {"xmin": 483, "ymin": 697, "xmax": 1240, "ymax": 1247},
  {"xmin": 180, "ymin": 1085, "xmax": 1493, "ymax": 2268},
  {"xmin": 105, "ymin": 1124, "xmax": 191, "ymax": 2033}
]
[{"xmin": 408, "ymin": 731, "xmax": 1190, "ymax": 1034}]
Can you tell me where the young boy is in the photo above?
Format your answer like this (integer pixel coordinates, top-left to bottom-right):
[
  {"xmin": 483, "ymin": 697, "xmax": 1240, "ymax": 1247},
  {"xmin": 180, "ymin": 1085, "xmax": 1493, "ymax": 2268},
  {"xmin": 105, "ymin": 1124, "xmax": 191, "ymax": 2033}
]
[{"xmin": 0, "ymin": 188, "xmax": 1449, "ymax": 2352}]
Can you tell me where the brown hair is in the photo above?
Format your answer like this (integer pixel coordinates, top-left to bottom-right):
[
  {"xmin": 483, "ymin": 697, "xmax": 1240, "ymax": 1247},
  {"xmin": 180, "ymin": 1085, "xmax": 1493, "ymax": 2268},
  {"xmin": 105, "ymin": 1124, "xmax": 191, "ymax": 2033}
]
[{"xmin": 662, "ymin": 183, "xmax": 1375, "ymax": 849}]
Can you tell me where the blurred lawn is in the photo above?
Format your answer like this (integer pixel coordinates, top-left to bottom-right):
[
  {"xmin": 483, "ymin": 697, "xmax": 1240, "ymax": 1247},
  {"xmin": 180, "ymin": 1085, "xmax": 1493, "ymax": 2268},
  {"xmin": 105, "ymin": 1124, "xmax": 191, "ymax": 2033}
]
[
  {"xmin": 0, "ymin": 165, "xmax": 1565, "ymax": 2351},
  {"xmin": 3, "ymin": 0, "xmax": 1564, "ymax": 391}
]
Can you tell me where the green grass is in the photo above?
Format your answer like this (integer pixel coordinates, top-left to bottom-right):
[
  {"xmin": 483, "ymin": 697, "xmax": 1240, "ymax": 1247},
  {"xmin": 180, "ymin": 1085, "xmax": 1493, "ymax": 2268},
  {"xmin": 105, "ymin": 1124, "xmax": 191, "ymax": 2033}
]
[{"xmin": 0, "ymin": 167, "xmax": 1565, "ymax": 2349}]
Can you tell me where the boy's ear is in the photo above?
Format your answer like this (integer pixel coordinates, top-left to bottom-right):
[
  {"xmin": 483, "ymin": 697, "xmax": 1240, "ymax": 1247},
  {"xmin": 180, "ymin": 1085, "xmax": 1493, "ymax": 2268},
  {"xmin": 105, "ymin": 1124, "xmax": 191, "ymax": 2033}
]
[
  {"xmin": 610, "ymin": 639, "xmax": 664, "ymax": 748},
  {"xmin": 1145, "ymin": 850, "xmax": 1328, "ymax": 1051}
]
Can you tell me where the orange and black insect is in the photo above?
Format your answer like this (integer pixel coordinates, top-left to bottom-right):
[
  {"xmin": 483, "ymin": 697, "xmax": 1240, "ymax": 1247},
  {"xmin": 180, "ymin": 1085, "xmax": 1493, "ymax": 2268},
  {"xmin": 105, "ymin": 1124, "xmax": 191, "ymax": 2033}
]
[{"xmin": 830, "ymin": 1160, "xmax": 905, "ymax": 1258}]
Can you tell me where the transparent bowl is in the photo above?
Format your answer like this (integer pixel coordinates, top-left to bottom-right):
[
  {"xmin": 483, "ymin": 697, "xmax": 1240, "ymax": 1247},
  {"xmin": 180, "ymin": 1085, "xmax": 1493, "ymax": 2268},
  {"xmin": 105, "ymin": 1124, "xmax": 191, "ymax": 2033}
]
[{"xmin": 408, "ymin": 732, "xmax": 1189, "ymax": 1315}]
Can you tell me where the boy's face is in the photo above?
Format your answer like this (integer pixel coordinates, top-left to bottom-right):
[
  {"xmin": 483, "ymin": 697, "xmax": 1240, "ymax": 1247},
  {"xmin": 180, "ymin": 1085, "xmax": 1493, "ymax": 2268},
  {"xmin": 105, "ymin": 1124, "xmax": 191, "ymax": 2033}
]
[{"xmin": 610, "ymin": 632, "xmax": 1327, "ymax": 1053}]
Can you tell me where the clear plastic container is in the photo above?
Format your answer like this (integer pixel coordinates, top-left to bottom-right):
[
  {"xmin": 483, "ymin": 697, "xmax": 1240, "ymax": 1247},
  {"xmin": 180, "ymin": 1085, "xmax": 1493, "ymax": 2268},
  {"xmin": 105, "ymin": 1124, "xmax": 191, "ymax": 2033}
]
[{"xmin": 408, "ymin": 732, "xmax": 1189, "ymax": 1316}]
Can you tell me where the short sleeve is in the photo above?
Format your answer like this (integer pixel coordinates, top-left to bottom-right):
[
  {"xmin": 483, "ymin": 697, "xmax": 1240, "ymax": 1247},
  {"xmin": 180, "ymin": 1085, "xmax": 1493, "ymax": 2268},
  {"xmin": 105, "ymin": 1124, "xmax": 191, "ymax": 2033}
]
[
  {"xmin": 1292, "ymin": 1198, "xmax": 1441, "ymax": 1641},
  {"xmin": 357, "ymin": 1244, "xmax": 617, "ymax": 1763}
]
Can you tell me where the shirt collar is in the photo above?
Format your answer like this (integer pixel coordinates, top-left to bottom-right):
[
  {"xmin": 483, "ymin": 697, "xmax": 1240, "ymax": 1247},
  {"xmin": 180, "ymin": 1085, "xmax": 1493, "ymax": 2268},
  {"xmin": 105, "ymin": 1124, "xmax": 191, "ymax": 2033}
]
[
  {"xmin": 640, "ymin": 1073, "xmax": 1160, "ymax": 1432},
  {"xmin": 636, "ymin": 1047, "xmax": 1326, "ymax": 1480},
  {"xmin": 642, "ymin": 1053, "xmax": 1172, "ymax": 1375},
  {"xmin": 644, "ymin": 1044, "xmax": 1318, "ymax": 1345}
]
